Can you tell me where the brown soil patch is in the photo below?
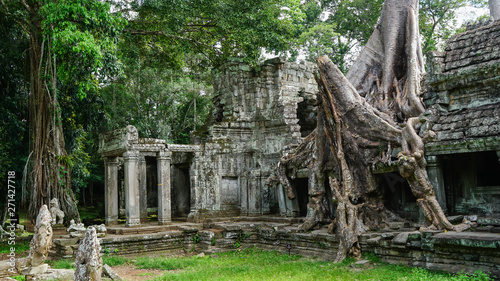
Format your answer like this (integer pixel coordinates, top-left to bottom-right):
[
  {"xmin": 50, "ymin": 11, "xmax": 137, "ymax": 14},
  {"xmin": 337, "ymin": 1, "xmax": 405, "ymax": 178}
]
[{"xmin": 112, "ymin": 265, "xmax": 168, "ymax": 281}]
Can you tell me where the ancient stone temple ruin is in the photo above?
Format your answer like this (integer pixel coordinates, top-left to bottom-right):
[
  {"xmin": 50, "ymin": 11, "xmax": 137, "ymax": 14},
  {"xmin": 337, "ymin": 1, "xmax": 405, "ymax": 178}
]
[
  {"xmin": 100, "ymin": 34, "xmax": 500, "ymax": 225},
  {"xmin": 99, "ymin": 58, "xmax": 318, "ymax": 225},
  {"xmin": 91, "ymin": 20, "xmax": 500, "ymax": 279},
  {"xmin": 423, "ymin": 18, "xmax": 500, "ymax": 217}
]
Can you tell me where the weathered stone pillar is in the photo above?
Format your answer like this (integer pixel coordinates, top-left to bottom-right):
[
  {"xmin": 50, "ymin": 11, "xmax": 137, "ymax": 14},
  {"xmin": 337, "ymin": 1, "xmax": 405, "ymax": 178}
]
[
  {"xmin": 276, "ymin": 184, "xmax": 299, "ymax": 217},
  {"xmin": 426, "ymin": 155, "xmax": 447, "ymax": 213},
  {"xmin": 139, "ymin": 155, "xmax": 148, "ymax": 223},
  {"xmin": 496, "ymin": 150, "xmax": 500, "ymax": 164},
  {"xmin": 188, "ymin": 151, "xmax": 201, "ymax": 220},
  {"xmin": 157, "ymin": 150, "xmax": 172, "ymax": 225},
  {"xmin": 123, "ymin": 151, "xmax": 140, "ymax": 227},
  {"xmin": 104, "ymin": 157, "xmax": 119, "ymax": 225}
]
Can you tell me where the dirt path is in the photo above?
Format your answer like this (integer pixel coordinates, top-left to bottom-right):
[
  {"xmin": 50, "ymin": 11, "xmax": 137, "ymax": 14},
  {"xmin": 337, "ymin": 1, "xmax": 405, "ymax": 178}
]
[{"xmin": 110, "ymin": 265, "xmax": 169, "ymax": 281}]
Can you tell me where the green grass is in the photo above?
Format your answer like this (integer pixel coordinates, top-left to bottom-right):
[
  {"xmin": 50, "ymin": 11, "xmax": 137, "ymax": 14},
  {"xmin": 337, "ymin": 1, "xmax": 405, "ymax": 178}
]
[
  {"xmin": 48, "ymin": 258, "xmax": 75, "ymax": 269},
  {"xmin": 103, "ymin": 255, "xmax": 128, "ymax": 266},
  {"xmin": 0, "ymin": 239, "xmax": 30, "ymax": 254},
  {"xmin": 130, "ymin": 248, "xmax": 493, "ymax": 281}
]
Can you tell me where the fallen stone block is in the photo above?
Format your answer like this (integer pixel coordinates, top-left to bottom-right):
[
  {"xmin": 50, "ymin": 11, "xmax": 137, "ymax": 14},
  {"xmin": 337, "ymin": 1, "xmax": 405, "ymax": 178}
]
[
  {"xmin": 21, "ymin": 264, "xmax": 49, "ymax": 275},
  {"xmin": 103, "ymin": 264, "xmax": 123, "ymax": 281}
]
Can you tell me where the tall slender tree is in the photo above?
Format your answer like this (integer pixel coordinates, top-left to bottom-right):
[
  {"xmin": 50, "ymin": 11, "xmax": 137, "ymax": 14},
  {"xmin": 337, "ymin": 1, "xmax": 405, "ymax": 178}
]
[{"xmin": 1, "ymin": 0, "xmax": 124, "ymax": 222}]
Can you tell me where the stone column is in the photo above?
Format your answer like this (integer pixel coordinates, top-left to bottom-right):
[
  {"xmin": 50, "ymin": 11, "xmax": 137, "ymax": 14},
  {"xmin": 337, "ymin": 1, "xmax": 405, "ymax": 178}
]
[
  {"xmin": 276, "ymin": 184, "xmax": 299, "ymax": 217},
  {"xmin": 157, "ymin": 150, "xmax": 172, "ymax": 225},
  {"xmin": 139, "ymin": 155, "xmax": 148, "ymax": 223},
  {"xmin": 123, "ymin": 151, "xmax": 140, "ymax": 227},
  {"xmin": 104, "ymin": 157, "xmax": 119, "ymax": 225},
  {"xmin": 426, "ymin": 155, "xmax": 447, "ymax": 213},
  {"xmin": 188, "ymin": 151, "xmax": 201, "ymax": 219},
  {"xmin": 496, "ymin": 150, "xmax": 500, "ymax": 164}
]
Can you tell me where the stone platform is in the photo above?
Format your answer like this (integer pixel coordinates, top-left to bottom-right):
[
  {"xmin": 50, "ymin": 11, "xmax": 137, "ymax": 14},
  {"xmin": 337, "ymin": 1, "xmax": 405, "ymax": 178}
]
[{"xmin": 52, "ymin": 217, "xmax": 500, "ymax": 278}]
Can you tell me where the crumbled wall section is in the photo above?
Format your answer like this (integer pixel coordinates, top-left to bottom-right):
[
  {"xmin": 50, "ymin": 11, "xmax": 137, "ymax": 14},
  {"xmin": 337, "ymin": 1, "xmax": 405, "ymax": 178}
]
[
  {"xmin": 423, "ymin": 19, "xmax": 500, "ymax": 155},
  {"xmin": 421, "ymin": 20, "xmax": 500, "ymax": 216},
  {"xmin": 190, "ymin": 58, "xmax": 318, "ymax": 220}
]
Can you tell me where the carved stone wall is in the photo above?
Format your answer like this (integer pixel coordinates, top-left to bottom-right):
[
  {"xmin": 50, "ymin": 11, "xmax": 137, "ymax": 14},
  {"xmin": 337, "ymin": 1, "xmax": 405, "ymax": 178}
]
[
  {"xmin": 422, "ymin": 20, "xmax": 500, "ymax": 216},
  {"xmin": 190, "ymin": 58, "xmax": 318, "ymax": 220}
]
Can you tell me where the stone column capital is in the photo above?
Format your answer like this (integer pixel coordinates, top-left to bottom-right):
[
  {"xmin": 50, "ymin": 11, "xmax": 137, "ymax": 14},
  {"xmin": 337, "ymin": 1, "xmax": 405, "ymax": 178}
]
[
  {"xmin": 157, "ymin": 150, "xmax": 172, "ymax": 161},
  {"xmin": 104, "ymin": 156, "xmax": 119, "ymax": 164},
  {"xmin": 123, "ymin": 150, "xmax": 140, "ymax": 160},
  {"xmin": 426, "ymin": 155, "xmax": 440, "ymax": 166}
]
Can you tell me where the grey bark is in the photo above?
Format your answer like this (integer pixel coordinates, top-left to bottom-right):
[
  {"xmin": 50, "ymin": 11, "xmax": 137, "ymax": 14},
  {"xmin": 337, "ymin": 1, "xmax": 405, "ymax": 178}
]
[{"xmin": 491, "ymin": 0, "xmax": 500, "ymax": 21}]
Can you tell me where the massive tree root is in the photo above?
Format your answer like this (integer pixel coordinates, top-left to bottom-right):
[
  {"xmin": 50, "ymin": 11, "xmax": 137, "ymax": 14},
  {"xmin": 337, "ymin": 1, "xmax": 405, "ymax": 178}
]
[
  {"xmin": 271, "ymin": 0, "xmax": 469, "ymax": 261},
  {"xmin": 398, "ymin": 118, "xmax": 471, "ymax": 231}
]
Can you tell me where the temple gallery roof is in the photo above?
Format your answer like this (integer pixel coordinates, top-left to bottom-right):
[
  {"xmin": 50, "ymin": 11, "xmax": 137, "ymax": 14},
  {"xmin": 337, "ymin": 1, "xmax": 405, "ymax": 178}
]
[{"xmin": 423, "ymin": 20, "xmax": 500, "ymax": 156}]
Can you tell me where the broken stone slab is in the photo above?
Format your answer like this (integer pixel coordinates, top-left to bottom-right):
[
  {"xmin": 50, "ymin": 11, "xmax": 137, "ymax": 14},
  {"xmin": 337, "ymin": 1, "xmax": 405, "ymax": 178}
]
[
  {"xmin": 392, "ymin": 231, "xmax": 420, "ymax": 245},
  {"xmin": 475, "ymin": 226, "xmax": 494, "ymax": 232},
  {"xmin": 75, "ymin": 226, "xmax": 103, "ymax": 281},
  {"xmin": 447, "ymin": 215, "xmax": 464, "ymax": 224},
  {"xmin": 53, "ymin": 237, "xmax": 80, "ymax": 247},
  {"xmin": 103, "ymin": 264, "xmax": 123, "ymax": 281},
  {"xmin": 351, "ymin": 260, "xmax": 370, "ymax": 268},
  {"xmin": 380, "ymin": 232, "xmax": 395, "ymax": 239},
  {"xmin": 0, "ymin": 259, "xmax": 18, "ymax": 278},
  {"xmin": 477, "ymin": 217, "xmax": 500, "ymax": 226},
  {"xmin": 21, "ymin": 263, "xmax": 49, "ymax": 275},
  {"xmin": 26, "ymin": 268, "xmax": 75, "ymax": 281},
  {"xmin": 388, "ymin": 222, "xmax": 408, "ymax": 230},
  {"xmin": 367, "ymin": 236, "xmax": 382, "ymax": 246}
]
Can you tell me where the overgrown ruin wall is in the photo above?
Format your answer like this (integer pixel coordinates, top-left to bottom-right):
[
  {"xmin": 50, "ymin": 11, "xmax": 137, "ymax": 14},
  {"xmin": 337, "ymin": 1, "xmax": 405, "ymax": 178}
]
[
  {"xmin": 422, "ymin": 19, "xmax": 500, "ymax": 216},
  {"xmin": 53, "ymin": 220, "xmax": 499, "ymax": 278},
  {"xmin": 189, "ymin": 58, "xmax": 318, "ymax": 220}
]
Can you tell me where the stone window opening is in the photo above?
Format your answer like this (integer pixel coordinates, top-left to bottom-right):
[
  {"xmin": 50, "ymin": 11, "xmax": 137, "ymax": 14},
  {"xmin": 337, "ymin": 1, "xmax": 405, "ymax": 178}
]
[{"xmin": 296, "ymin": 90, "xmax": 317, "ymax": 137}]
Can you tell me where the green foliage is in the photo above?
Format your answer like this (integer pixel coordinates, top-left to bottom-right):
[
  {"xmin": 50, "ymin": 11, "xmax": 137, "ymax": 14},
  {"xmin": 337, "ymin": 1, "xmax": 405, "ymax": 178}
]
[
  {"xmin": 11, "ymin": 276, "xmax": 25, "ymax": 281},
  {"xmin": 419, "ymin": 0, "xmax": 488, "ymax": 54},
  {"xmin": 101, "ymin": 63, "xmax": 213, "ymax": 143},
  {"xmin": 295, "ymin": 0, "xmax": 383, "ymax": 72},
  {"xmin": 192, "ymin": 234, "xmax": 200, "ymax": 244},
  {"xmin": 120, "ymin": 0, "xmax": 303, "ymax": 68},
  {"xmin": 0, "ymin": 10, "xmax": 30, "ymax": 210},
  {"xmin": 40, "ymin": 0, "xmax": 126, "ymax": 99},
  {"xmin": 67, "ymin": 130, "xmax": 91, "ymax": 195},
  {"xmin": 419, "ymin": 0, "xmax": 466, "ymax": 53}
]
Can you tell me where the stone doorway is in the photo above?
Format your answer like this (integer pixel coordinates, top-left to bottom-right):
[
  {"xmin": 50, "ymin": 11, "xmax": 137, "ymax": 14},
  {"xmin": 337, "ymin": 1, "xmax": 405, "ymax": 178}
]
[
  {"xmin": 171, "ymin": 163, "xmax": 191, "ymax": 219},
  {"xmin": 382, "ymin": 172, "xmax": 418, "ymax": 222},
  {"xmin": 292, "ymin": 178, "xmax": 309, "ymax": 217},
  {"xmin": 442, "ymin": 151, "xmax": 500, "ymax": 216}
]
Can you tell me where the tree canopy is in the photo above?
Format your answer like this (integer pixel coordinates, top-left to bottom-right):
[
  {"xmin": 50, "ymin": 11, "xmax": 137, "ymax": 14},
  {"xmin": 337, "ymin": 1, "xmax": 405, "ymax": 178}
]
[{"xmin": 0, "ymin": 0, "xmax": 490, "ymax": 224}]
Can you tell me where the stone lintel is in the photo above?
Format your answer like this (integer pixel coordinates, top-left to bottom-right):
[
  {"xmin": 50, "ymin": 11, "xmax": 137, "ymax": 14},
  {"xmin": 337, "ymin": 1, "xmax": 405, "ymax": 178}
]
[
  {"xmin": 425, "ymin": 136, "xmax": 500, "ymax": 156},
  {"xmin": 99, "ymin": 125, "xmax": 138, "ymax": 157}
]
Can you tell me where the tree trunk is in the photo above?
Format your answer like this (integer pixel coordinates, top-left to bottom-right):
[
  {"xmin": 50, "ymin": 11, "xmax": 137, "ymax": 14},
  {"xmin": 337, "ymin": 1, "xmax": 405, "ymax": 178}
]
[
  {"xmin": 271, "ymin": 0, "xmax": 470, "ymax": 261},
  {"xmin": 491, "ymin": 0, "xmax": 500, "ymax": 21},
  {"xmin": 27, "ymin": 4, "xmax": 80, "ymax": 223}
]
